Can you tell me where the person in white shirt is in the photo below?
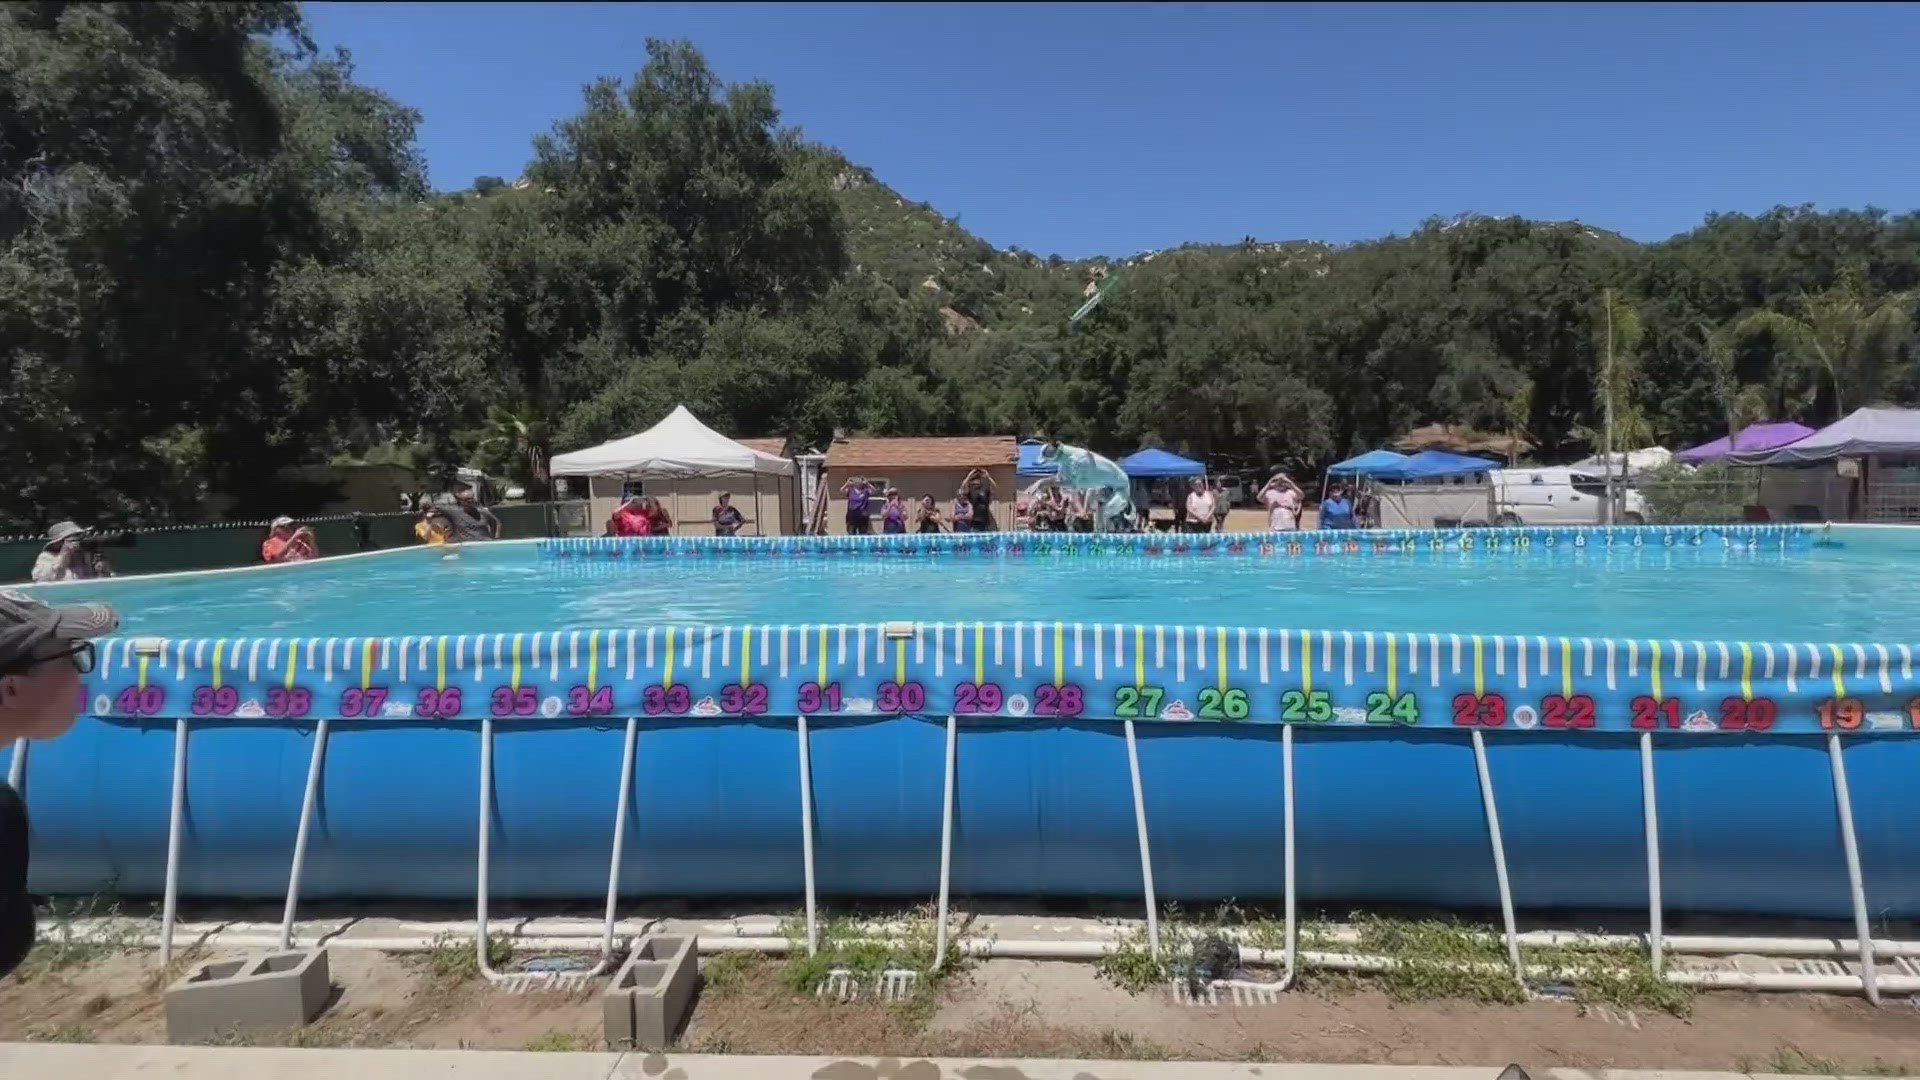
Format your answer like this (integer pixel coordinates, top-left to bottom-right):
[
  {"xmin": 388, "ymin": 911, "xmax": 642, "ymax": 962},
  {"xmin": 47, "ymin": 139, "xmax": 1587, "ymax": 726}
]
[
  {"xmin": 1260, "ymin": 474, "xmax": 1304, "ymax": 531},
  {"xmin": 1184, "ymin": 479, "xmax": 1217, "ymax": 534},
  {"xmin": 30, "ymin": 522, "xmax": 91, "ymax": 583}
]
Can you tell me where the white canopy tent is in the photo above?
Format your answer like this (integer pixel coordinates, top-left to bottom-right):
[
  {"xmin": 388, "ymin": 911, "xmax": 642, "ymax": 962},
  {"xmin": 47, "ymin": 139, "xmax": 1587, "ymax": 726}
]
[
  {"xmin": 550, "ymin": 405, "xmax": 794, "ymax": 535},
  {"xmin": 1568, "ymin": 446, "xmax": 1674, "ymax": 478}
]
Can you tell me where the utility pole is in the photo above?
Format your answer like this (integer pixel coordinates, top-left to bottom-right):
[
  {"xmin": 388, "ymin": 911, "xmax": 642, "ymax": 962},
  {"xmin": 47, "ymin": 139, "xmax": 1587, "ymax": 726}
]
[{"xmin": 1603, "ymin": 288, "xmax": 1616, "ymax": 526}]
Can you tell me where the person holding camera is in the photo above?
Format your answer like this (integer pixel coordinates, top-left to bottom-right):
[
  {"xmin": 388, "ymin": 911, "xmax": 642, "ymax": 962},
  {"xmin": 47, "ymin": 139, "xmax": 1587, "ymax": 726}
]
[
  {"xmin": 31, "ymin": 522, "xmax": 99, "ymax": 583},
  {"xmin": 1, "ymin": 589, "xmax": 120, "ymax": 979},
  {"xmin": 261, "ymin": 517, "xmax": 318, "ymax": 564}
]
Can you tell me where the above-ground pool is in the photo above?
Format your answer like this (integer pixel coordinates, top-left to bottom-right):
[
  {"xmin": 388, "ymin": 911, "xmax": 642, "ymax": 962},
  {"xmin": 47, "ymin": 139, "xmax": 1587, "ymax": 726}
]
[{"xmin": 8, "ymin": 524, "xmax": 1920, "ymax": 928}]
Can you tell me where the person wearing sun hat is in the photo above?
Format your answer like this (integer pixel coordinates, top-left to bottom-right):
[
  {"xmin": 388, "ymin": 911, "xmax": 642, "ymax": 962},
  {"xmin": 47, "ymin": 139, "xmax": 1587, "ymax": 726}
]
[
  {"xmin": 261, "ymin": 516, "xmax": 318, "ymax": 564},
  {"xmin": 29, "ymin": 521, "xmax": 92, "ymax": 584},
  {"xmin": 0, "ymin": 589, "xmax": 119, "ymax": 980}
]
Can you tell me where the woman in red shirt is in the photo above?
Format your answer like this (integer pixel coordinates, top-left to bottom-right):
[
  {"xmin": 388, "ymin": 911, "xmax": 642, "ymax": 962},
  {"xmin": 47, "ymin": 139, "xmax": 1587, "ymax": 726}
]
[{"xmin": 610, "ymin": 497, "xmax": 651, "ymax": 537}]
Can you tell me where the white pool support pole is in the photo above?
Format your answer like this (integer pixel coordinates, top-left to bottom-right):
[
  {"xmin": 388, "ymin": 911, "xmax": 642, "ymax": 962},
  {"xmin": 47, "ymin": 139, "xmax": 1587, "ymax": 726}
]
[
  {"xmin": 1640, "ymin": 731, "xmax": 1664, "ymax": 974},
  {"xmin": 1276, "ymin": 723, "xmax": 1298, "ymax": 991},
  {"xmin": 797, "ymin": 715, "xmax": 818, "ymax": 957},
  {"xmin": 933, "ymin": 715, "xmax": 957, "ymax": 971},
  {"xmin": 1827, "ymin": 733, "xmax": 1880, "ymax": 1005},
  {"xmin": 279, "ymin": 719, "xmax": 331, "ymax": 950},
  {"xmin": 476, "ymin": 715, "xmax": 503, "ymax": 979},
  {"xmin": 6, "ymin": 738, "xmax": 25, "ymax": 793},
  {"xmin": 595, "ymin": 716, "xmax": 640, "ymax": 972},
  {"xmin": 1123, "ymin": 718, "xmax": 1160, "ymax": 958},
  {"xmin": 1470, "ymin": 730, "xmax": 1524, "ymax": 989},
  {"xmin": 159, "ymin": 718, "xmax": 190, "ymax": 968}
]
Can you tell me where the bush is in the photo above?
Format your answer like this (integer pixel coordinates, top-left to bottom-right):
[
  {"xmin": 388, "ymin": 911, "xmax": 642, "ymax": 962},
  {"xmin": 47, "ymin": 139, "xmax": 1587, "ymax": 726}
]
[{"xmin": 1638, "ymin": 461, "xmax": 1753, "ymax": 524}]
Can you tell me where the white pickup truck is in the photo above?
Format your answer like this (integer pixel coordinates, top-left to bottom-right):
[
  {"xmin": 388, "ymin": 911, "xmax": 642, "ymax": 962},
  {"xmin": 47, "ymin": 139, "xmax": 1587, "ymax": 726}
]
[{"xmin": 1490, "ymin": 468, "xmax": 1647, "ymax": 526}]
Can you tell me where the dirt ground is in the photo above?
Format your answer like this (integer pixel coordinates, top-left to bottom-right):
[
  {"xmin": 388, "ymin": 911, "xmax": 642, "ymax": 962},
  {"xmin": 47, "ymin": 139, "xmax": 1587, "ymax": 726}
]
[{"xmin": 6, "ymin": 947, "xmax": 1920, "ymax": 1072}]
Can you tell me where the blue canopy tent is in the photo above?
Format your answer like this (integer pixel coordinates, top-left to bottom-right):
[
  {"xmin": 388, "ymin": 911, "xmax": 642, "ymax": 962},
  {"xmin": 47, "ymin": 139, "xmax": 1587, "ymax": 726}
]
[
  {"xmin": 1375, "ymin": 449, "xmax": 1498, "ymax": 481},
  {"xmin": 1016, "ymin": 438, "xmax": 1056, "ymax": 477},
  {"xmin": 1119, "ymin": 448, "xmax": 1207, "ymax": 478},
  {"xmin": 1326, "ymin": 449, "xmax": 1409, "ymax": 476}
]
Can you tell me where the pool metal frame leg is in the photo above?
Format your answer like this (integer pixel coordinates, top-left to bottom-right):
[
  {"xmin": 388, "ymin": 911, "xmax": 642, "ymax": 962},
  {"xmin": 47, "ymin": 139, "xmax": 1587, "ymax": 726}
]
[
  {"xmin": 797, "ymin": 714, "xmax": 818, "ymax": 957},
  {"xmin": 1123, "ymin": 718, "xmax": 1160, "ymax": 958},
  {"xmin": 474, "ymin": 714, "xmax": 635, "ymax": 988},
  {"xmin": 1639, "ymin": 732, "xmax": 1665, "ymax": 974},
  {"xmin": 1827, "ymin": 733, "xmax": 1881, "ymax": 1005},
  {"xmin": 933, "ymin": 715, "xmax": 958, "ymax": 972},
  {"xmin": 159, "ymin": 718, "xmax": 189, "ymax": 968},
  {"xmin": 279, "ymin": 719, "xmax": 331, "ymax": 949},
  {"xmin": 1277, "ymin": 723, "xmax": 1298, "ymax": 991},
  {"xmin": 1469, "ymin": 730, "xmax": 1525, "ymax": 990},
  {"xmin": 6, "ymin": 737, "xmax": 25, "ymax": 793}
]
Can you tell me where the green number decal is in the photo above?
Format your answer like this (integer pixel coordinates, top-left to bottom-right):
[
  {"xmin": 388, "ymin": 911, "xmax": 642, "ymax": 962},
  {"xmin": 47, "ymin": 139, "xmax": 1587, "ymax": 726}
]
[
  {"xmin": 1365, "ymin": 690, "xmax": 1420, "ymax": 725},
  {"xmin": 1281, "ymin": 689, "xmax": 1331, "ymax": 723},
  {"xmin": 1222, "ymin": 688, "xmax": 1249, "ymax": 719},
  {"xmin": 1197, "ymin": 687, "xmax": 1249, "ymax": 720},
  {"xmin": 1198, "ymin": 688, "xmax": 1223, "ymax": 719},
  {"xmin": 1115, "ymin": 685, "xmax": 1165, "ymax": 719}
]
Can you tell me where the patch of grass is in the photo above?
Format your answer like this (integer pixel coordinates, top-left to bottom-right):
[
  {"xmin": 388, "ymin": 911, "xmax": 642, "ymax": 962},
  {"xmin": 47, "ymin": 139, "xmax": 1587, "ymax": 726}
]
[
  {"xmin": 1350, "ymin": 912, "xmax": 1527, "ymax": 1005},
  {"xmin": 1527, "ymin": 939, "xmax": 1693, "ymax": 1017},
  {"xmin": 422, "ymin": 930, "xmax": 513, "ymax": 984},
  {"xmin": 777, "ymin": 904, "xmax": 963, "ymax": 1001},
  {"xmin": 700, "ymin": 950, "xmax": 758, "ymax": 995},
  {"xmin": 19, "ymin": 891, "xmax": 148, "ymax": 979},
  {"xmin": 1094, "ymin": 924, "xmax": 1167, "ymax": 993},
  {"xmin": 1093, "ymin": 1028, "xmax": 1171, "ymax": 1061},
  {"xmin": 524, "ymin": 1031, "xmax": 592, "ymax": 1053},
  {"xmin": 26, "ymin": 1023, "xmax": 91, "ymax": 1044},
  {"xmin": 1739, "ymin": 1048, "xmax": 1913, "ymax": 1077}
]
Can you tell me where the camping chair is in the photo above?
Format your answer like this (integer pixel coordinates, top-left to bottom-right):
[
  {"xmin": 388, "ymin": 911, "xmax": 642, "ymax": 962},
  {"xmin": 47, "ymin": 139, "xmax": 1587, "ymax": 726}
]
[
  {"xmin": 1742, "ymin": 505, "xmax": 1772, "ymax": 523},
  {"xmin": 1787, "ymin": 504, "xmax": 1825, "ymax": 523}
]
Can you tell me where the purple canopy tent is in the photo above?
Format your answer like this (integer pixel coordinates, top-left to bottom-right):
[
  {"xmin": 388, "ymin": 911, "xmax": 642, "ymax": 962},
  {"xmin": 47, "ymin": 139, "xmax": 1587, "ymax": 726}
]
[
  {"xmin": 1674, "ymin": 421, "xmax": 1814, "ymax": 464},
  {"xmin": 1726, "ymin": 408, "xmax": 1920, "ymax": 467}
]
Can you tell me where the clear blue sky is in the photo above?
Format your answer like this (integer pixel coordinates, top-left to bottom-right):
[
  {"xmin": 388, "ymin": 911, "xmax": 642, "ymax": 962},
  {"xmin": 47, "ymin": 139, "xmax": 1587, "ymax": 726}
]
[{"xmin": 306, "ymin": 2, "xmax": 1918, "ymax": 258}]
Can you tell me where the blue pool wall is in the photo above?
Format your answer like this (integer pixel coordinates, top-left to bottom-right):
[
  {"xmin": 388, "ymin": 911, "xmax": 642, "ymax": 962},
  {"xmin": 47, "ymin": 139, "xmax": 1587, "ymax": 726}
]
[{"xmin": 9, "ymin": 716, "xmax": 1919, "ymax": 920}]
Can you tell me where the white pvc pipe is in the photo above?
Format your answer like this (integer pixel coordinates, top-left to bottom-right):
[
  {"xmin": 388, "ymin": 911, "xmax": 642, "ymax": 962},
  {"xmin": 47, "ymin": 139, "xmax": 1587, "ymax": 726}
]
[
  {"xmin": 797, "ymin": 715, "xmax": 817, "ymax": 957},
  {"xmin": 1827, "ymin": 733, "xmax": 1881, "ymax": 1005},
  {"xmin": 6, "ymin": 738, "xmax": 25, "ymax": 793},
  {"xmin": 1278, "ymin": 724, "xmax": 1297, "ymax": 991},
  {"xmin": 597, "ymin": 716, "xmax": 640, "ymax": 971},
  {"xmin": 1470, "ymin": 730, "xmax": 1524, "ymax": 988},
  {"xmin": 279, "ymin": 719, "xmax": 331, "ymax": 949},
  {"xmin": 1640, "ymin": 731, "xmax": 1664, "ymax": 974},
  {"xmin": 933, "ymin": 715, "xmax": 957, "ymax": 971},
  {"xmin": 1123, "ymin": 719, "xmax": 1159, "ymax": 958},
  {"xmin": 159, "ymin": 718, "xmax": 189, "ymax": 968}
]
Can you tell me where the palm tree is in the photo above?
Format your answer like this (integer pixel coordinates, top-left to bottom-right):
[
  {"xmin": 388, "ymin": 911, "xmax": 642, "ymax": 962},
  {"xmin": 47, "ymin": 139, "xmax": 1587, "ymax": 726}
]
[
  {"xmin": 1591, "ymin": 289, "xmax": 1649, "ymax": 523},
  {"xmin": 1727, "ymin": 268, "xmax": 1916, "ymax": 420},
  {"xmin": 477, "ymin": 405, "xmax": 552, "ymax": 498},
  {"xmin": 1700, "ymin": 320, "xmax": 1772, "ymax": 446}
]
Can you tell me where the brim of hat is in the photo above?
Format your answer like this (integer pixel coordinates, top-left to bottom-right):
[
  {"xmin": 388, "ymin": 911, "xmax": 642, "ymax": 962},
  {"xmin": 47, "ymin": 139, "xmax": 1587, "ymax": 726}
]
[{"xmin": 47, "ymin": 602, "xmax": 119, "ymax": 638}]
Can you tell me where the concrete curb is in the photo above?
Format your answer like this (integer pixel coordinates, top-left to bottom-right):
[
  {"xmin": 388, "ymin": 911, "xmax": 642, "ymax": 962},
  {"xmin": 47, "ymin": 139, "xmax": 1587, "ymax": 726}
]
[{"xmin": 0, "ymin": 1045, "xmax": 1850, "ymax": 1080}]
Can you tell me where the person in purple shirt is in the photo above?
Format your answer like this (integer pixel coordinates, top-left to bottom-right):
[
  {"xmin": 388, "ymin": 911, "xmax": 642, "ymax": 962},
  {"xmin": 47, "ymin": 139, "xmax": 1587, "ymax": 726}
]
[{"xmin": 841, "ymin": 476, "xmax": 876, "ymax": 535}]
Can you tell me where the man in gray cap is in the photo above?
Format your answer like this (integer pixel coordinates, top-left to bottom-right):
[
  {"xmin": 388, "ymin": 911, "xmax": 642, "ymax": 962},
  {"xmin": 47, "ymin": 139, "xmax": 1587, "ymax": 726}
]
[{"xmin": 1, "ymin": 590, "xmax": 119, "ymax": 979}]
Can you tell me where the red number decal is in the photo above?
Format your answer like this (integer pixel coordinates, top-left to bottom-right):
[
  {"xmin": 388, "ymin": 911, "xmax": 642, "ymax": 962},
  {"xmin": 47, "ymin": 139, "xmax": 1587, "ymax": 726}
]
[
  {"xmin": 1542, "ymin": 694, "xmax": 1595, "ymax": 729},
  {"xmin": 1719, "ymin": 697, "xmax": 1778, "ymax": 732},
  {"xmin": 1630, "ymin": 696, "xmax": 1683, "ymax": 730},
  {"xmin": 1817, "ymin": 697, "xmax": 1864, "ymax": 730},
  {"xmin": 1451, "ymin": 693, "xmax": 1507, "ymax": 727}
]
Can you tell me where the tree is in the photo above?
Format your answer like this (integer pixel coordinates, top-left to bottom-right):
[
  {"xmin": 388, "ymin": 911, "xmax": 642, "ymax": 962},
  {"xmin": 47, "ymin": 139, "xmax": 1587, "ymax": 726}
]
[{"xmin": 1725, "ymin": 268, "xmax": 1917, "ymax": 420}]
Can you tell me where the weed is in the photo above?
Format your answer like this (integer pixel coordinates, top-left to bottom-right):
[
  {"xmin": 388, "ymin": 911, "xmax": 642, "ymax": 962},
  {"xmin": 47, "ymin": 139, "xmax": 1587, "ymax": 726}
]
[
  {"xmin": 423, "ymin": 930, "xmax": 513, "ymax": 983},
  {"xmin": 1093, "ymin": 1028, "xmax": 1171, "ymax": 1060},
  {"xmin": 1527, "ymin": 939, "xmax": 1693, "ymax": 1017},
  {"xmin": 1093, "ymin": 924, "xmax": 1166, "ymax": 993},
  {"xmin": 524, "ymin": 1031, "xmax": 592, "ymax": 1053},
  {"xmin": 19, "ymin": 892, "xmax": 147, "ymax": 979},
  {"xmin": 776, "ymin": 904, "xmax": 962, "ymax": 1000},
  {"xmin": 693, "ymin": 1034, "xmax": 736, "ymax": 1054},
  {"xmin": 1739, "ymin": 1047, "xmax": 1913, "ymax": 1077},
  {"xmin": 700, "ymin": 950, "xmax": 757, "ymax": 995},
  {"xmin": 26, "ymin": 1023, "xmax": 91, "ymax": 1044},
  {"xmin": 1350, "ymin": 912, "xmax": 1526, "ymax": 1005}
]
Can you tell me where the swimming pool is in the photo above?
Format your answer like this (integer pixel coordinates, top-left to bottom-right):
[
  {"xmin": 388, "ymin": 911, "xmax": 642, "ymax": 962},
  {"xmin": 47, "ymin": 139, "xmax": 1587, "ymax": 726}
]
[{"xmin": 8, "ymin": 524, "xmax": 1920, "ymax": 929}]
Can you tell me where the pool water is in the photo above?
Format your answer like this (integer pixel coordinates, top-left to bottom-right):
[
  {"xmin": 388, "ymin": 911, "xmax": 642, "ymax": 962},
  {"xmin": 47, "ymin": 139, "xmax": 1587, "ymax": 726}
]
[{"xmin": 21, "ymin": 528, "xmax": 1916, "ymax": 641}]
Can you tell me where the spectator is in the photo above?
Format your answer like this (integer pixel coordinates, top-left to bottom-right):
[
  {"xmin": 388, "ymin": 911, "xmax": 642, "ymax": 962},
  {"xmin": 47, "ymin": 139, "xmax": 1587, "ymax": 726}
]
[
  {"xmin": 30, "ymin": 522, "xmax": 93, "ymax": 583},
  {"xmin": 1259, "ymin": 474, "xmax": 1304, "ymax": 532},
  {"xmin": 950, "ymin": 489, "xmax": 973, "ymax": 533},
  {"xmin": 1211, "ymin": 480, "xmax": 1231, "ymax": 532},
  {"xmin": 1068, "ymin": 490, "xmax": 1095, "ymax": 533},
  {"xmin": 1320, "ymin": 483, "xmax": 1357, "ymax": 530},
  {"xmin": 644, "ymin": 496, "xmax": 674, "ymax": 537},
  {"xmin": 1184, "ymin": 478, "xmax": 1217, "ymax": 534},
  {"xmin": 443, "ymin": 482, "xmax": 503, "ymax": 542},
  {"xmin": 261, "ymin": 517, "xmax": 318, "ymax": 563},
  {"xmin": 961, "ymin": 469, "xmax": 997, "ymax": 532},
  {"xmin": 916, "ymin": 494, "xmax": 943, "ymax": 534},
  {"xmin": 712, "ymin": 492, "xmax": 744, "ymax": 537},
  {"xmin": 416, "ymin": 506, "xmax": 455, "ymax": 545},
  {"xmin": 881, "ymin": 488, "xmax": 907, "ymax": 535},
  {"xmin": 350, "ymin": 512, "xmax": 376, "ymax": 552},
  {"xmin": 1, "ymin": 590, "xmax": 119, "ymax": 980},
  {"xmin": 609, "ymin": 496, "xmax": 650, "ymax": 537},
  {"xmin": 841, "ymin": 476, "xmax": 876, "ymax": 535}
]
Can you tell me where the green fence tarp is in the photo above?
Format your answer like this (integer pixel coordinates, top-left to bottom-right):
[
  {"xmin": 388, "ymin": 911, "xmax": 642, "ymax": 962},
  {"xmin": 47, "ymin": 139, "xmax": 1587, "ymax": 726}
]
[{"xmin": 1, "ymin": 503, "xmax": 566, "ymax": 583}]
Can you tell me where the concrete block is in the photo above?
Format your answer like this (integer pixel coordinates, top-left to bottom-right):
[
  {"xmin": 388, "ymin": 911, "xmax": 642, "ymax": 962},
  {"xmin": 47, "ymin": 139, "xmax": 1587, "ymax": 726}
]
[
  {"xmin": 603, "ymin": 934, "xmax": 697, "ymax": 1050},
  {"xmin": 164, "ymin": 949, "xmax": 332, "ymax": 1043}
]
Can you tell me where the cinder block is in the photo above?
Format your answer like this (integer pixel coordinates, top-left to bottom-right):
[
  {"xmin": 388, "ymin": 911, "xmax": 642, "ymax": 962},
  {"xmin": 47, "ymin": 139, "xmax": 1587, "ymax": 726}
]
[
  {"xmin": 602, "ymin": 934, "xmax": 697, "ymax": 1050},
  {"xmin": 164, "ymin": 949, "xmax": 332, "ymax": 1043}
]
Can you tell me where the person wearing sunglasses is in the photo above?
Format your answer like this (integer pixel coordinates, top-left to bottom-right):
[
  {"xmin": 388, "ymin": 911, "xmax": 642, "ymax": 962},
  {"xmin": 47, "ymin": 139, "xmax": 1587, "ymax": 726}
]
[{"xmin": 1, "ymin": 589, "xmax": 120, "ymax": 981}]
